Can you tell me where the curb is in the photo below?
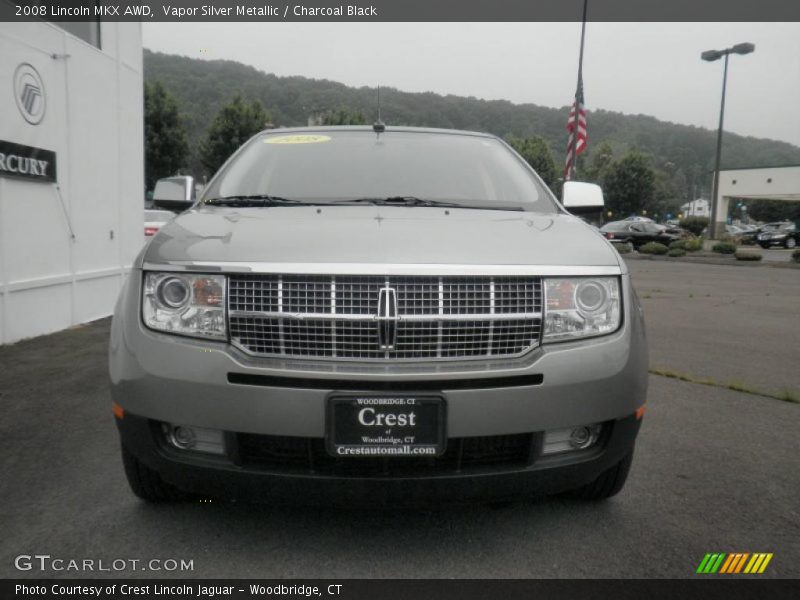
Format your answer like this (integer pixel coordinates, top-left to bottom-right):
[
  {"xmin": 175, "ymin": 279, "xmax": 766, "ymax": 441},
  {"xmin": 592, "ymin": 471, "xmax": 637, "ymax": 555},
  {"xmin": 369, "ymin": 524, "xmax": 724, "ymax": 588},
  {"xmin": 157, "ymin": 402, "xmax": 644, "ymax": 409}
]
[{"xmin": 622, "ymin": 253, "xmax": 800, "ymax": 269}]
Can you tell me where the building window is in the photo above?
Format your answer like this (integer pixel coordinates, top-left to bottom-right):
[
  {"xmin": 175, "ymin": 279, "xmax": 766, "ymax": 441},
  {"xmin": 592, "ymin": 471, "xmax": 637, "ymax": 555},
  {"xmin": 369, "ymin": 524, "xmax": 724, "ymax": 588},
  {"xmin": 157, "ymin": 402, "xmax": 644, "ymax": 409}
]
[
  {"xmin": 13, "ymin": 1, "xmax": 102, "ymax": 49},
  {"xmin": 54, "ymin": 20, "xmax": 102, "ymax": 49}
]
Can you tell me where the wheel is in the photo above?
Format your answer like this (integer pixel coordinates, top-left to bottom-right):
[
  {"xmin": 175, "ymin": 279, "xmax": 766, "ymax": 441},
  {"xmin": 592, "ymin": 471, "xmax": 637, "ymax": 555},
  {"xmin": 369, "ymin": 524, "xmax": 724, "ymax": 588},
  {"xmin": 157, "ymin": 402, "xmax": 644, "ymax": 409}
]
[
  {"xmin": 786, "ymin": 237, "xmax": 797, "ymax": 249},
  {"xmin": 121, "ymin": 446, "xmax": 191, "ymax": 502},
  {"xmin": 568, "ymin": 451, "xmax": 634, "ymax": 500}
]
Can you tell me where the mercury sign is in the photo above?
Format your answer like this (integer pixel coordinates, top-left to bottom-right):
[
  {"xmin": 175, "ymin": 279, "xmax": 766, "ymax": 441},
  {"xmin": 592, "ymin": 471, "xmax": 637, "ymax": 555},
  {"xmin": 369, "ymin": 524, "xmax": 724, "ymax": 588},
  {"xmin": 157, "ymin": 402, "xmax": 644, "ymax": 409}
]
[{"xmin": 0, "ymin": 140, "xmax": 57, "ymax": 183}]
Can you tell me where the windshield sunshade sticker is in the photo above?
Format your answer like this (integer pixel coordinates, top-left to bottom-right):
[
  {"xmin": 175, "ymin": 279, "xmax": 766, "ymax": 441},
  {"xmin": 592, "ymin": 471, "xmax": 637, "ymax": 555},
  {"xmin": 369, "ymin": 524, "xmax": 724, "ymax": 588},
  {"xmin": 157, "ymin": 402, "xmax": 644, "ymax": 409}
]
[{"xmin": 265, "ymin": 135, "xmax": 332, "ymax": 144}]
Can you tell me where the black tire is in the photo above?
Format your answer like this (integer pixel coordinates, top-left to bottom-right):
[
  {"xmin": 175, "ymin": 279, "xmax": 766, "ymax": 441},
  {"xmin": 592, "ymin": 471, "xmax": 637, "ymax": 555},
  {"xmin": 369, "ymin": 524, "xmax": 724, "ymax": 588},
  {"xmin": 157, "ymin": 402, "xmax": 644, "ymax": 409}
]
[
  {"xmin": 121, "ymin": 447, "xmax": 191, "ymax": 502},
  {"xmin": 569, "ymin": 451, "xmax": 634, "ymax": 501}
]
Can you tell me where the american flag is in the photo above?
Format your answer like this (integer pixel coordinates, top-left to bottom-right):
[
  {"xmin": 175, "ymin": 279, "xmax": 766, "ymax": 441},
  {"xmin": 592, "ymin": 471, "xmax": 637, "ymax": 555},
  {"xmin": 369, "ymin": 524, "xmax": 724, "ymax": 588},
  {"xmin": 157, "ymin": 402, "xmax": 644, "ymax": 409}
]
[{"xmin": 564, "ymin": 81, "xmax": 587, "ymax": 179}]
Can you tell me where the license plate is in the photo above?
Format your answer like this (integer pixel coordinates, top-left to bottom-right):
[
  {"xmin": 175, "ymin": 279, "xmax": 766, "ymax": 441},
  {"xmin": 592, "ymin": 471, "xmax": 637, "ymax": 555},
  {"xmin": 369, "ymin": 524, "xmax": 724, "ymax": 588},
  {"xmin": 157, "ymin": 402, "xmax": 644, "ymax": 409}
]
[{"xmin": 326, "ymin": 395, "xmax": 446, "ymax": 458}]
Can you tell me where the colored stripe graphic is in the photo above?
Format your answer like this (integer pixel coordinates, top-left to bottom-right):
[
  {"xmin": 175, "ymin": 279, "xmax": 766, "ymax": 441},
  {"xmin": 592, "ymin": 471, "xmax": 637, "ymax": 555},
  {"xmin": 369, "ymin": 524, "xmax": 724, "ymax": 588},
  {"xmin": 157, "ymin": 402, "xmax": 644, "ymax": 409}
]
[
  {"xmin": 698, "ymin": 553, "xmax": 726, "ymax": 574},
  {"xmin": 696, "ymin": 554, "xmax": 713, "ymax": 573},
  {"xmin": 757, "ymin": 554, "xmax": 773, "ymax": 573},
  {"xmin": 699, "ymin": 553, "xmax": 773, "ymax": 574},
  {"xmin": 721, "ymin": 553, "xmax": 740, "ymax": 574},
  {"xmin": 719, "ymin": 554, "xmax": 735, "ymax": 573}
]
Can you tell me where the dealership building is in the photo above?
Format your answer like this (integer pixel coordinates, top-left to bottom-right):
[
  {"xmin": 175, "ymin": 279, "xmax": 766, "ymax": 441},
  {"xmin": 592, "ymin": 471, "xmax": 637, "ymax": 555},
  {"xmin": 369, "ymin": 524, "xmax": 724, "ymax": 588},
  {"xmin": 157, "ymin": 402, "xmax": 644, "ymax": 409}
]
[{"xmin": 0, "ymin": 20, "xmax": 143, "ymax": 344}]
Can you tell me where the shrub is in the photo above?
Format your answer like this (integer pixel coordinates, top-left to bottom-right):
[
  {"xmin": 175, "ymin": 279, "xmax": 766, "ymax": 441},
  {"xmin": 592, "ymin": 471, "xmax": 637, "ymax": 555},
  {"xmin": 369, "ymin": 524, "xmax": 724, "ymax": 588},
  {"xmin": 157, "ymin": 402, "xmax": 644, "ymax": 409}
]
[
  {"xmin": 639, "ymin": 242, "xmax": 669, "ymax": 255},
  {"xmin": 679, "ymin": 216, "xmax": 709, "ymax": 236},
  {"xmin": 712, "ymin": 241, "xmax": 737, "ymax": 254},
  {"xmin": 667, "ymin": 248, "xmax": 686, "ymax": 257},
  {"xmin": 793, "ymin": 249, "xmax": 800, "ymax": 264},
  {"xmin": 668, "ymin": 240, "xmax": 686, "ymax": 250},
  {"xmin": 735, "ymin": 249, "xmax": 762, "ymax": 261},
  {"xmin": 682, "ymin": 238, "xmax": 703, "ymax": 252},
  {"xmin": 614, "ymin": 242, "xmax": 633, "ymax": 254}
]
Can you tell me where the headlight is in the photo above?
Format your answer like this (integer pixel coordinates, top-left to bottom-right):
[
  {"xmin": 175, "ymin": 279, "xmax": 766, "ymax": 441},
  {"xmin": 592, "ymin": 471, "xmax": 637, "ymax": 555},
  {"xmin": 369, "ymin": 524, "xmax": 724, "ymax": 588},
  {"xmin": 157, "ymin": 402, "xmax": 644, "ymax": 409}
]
[
  {"xmin": 543, "ymin": 277, "xmax": 621, "ymax": 342},
  {"xmin": 142, "ymin": 272, "xmax": 226, "ymax": 340}
]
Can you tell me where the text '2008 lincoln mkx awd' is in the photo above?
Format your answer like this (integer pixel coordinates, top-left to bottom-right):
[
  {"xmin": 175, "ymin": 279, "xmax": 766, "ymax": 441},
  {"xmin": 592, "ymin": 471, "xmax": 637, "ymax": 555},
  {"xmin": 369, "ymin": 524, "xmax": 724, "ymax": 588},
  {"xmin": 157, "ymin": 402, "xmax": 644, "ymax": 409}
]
[{"xmin": 109, "ymin": 126, "xmax": 648, "ymax": 505}]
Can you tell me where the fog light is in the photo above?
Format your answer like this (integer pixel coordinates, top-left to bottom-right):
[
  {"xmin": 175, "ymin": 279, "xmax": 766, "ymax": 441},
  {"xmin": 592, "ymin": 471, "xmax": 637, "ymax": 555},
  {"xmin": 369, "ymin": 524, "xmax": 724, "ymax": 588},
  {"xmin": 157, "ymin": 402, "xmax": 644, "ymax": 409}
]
[
  {"xmin": 570, "ymin": 426, "xmax": 593, "ymax": 449},
  {"xmin": 170, "ymin": 426, "xmax": 195, "ymax": 449},
  {"xmin": 163, "ymin": 423, "xmax": 225, "ymax": 455},
  {"xmin": 542, "ymin": 423, "xmax": 602, "ymax": 455}
]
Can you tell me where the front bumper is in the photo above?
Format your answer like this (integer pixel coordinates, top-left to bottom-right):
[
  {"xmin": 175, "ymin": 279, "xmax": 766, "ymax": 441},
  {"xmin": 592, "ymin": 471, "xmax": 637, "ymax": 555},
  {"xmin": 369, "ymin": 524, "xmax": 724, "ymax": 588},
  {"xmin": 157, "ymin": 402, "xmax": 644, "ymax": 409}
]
[
  {"xmin": 110, "ymin": 270, "xmax": 648, "ymax": 438},
  {"xmin": 116, "ymin": 412, "xmax": 642, "ymax": 505},
  {"xmin": 110, "ymin": 267, "xmax": 648, "ymax": 501}
]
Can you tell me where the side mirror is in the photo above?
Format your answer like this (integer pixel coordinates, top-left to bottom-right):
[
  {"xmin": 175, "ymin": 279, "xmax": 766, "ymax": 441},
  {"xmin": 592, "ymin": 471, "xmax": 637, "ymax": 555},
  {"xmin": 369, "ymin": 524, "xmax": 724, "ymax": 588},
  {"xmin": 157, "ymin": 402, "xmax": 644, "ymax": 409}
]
[
  {"xmin": 562, "ymin": 181, "xmax": 604, "ymax": 209},
  {"xmin": 152, "ymin": 175, "xmax": 195, "ymax": 211},
  {"xmin": 562, "ymin": 181, "xmax": 604, "ymax": 224}
]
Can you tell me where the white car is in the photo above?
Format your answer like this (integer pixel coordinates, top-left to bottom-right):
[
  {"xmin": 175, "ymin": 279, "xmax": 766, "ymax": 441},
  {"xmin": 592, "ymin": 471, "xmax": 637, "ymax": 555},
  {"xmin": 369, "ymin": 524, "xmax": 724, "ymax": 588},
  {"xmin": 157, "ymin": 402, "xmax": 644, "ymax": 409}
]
[{"xmin": 144, "ymin": 209, "xmax": 175, "ymax": 238}]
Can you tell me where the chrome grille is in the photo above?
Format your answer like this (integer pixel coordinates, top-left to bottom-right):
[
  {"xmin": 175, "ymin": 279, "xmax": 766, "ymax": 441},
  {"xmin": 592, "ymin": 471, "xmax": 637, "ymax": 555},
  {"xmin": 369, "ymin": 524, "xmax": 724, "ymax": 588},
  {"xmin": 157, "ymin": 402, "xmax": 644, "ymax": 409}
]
[{"xmin": 228, "ymin": 275, "xmax": 542, "ymax": 361}]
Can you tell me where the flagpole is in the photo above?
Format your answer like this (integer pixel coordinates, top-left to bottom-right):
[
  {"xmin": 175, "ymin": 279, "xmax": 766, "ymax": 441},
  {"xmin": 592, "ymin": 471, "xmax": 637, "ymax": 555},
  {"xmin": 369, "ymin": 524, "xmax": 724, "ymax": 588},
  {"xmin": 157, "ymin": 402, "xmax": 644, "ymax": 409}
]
[{"xmin": 569, "ymin": 0, "xmax": 588, "ymax": 180}]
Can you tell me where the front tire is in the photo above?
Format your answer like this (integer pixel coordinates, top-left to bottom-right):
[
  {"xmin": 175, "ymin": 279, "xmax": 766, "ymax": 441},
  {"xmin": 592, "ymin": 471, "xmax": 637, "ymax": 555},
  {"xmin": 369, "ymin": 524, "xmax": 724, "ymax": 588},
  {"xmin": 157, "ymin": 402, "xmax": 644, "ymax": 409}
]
[
  {"xmin": 786, "ymin": 238, "xmax": 797, "ymax": 249},
  {"xmin": 121, "ymin": 447, "xmax": 191, "ymax": 502},
  {"xmin": 569, "ymin": 451, "xmax": 634, "ymax": 500}
]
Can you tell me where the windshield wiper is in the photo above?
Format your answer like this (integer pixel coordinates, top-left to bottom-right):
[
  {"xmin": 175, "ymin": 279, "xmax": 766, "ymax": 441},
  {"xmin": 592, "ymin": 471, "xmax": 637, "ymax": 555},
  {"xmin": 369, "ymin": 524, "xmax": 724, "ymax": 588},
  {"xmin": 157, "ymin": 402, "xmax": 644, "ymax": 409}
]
[
  {"xmin": 204, "ymin": 195, "xmax": 306, "ymax": 207},
  {"xmin": 333, "ymin": 196, "xmax": 523, "ymax": 211},
  {"xmin": 333, "ymin": 196, "xmax": 461, "ymax": 207}
]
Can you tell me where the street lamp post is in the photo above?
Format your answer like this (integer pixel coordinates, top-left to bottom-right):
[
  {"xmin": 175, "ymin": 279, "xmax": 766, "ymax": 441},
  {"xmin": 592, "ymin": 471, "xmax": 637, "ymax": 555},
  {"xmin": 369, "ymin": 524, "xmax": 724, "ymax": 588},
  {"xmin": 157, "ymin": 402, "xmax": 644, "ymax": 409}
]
[{"xmin": 702, "ymin": 42, "xmax": 755, "ymax": 239}]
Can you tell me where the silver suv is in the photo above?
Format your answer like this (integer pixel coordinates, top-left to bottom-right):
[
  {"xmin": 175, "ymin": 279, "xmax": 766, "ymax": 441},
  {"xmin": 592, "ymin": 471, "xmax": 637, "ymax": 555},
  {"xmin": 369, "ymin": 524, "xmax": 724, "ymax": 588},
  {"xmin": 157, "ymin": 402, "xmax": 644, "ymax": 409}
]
[{"xmin": 110, "ymin": 127, "xmax": 648, "ymax": 504}]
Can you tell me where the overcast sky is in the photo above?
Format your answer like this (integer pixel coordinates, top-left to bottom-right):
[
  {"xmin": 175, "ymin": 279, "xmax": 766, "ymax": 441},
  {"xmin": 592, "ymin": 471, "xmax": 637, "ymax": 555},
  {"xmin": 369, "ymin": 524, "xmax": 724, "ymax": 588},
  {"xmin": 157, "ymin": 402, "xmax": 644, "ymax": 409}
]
[{"xmin": 143, "ymin": 22, "xmax": 800, "ymax": 146}]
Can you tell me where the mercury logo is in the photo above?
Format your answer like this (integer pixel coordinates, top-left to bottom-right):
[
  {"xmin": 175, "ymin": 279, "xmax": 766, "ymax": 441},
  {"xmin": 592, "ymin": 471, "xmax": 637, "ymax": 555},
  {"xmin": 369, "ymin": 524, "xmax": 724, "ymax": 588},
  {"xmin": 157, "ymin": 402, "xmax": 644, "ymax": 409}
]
[{"xmin": 14, "ymin": 63, "xmax": 46, "ymax": 125}]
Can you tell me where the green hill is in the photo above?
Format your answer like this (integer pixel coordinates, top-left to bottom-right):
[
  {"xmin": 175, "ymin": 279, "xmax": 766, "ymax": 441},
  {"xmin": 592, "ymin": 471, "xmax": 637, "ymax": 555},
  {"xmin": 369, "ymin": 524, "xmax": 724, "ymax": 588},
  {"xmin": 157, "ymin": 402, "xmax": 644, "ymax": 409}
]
[{"xmin": 143, "ymin": 48, "xmax": 800, "ymax": 201}]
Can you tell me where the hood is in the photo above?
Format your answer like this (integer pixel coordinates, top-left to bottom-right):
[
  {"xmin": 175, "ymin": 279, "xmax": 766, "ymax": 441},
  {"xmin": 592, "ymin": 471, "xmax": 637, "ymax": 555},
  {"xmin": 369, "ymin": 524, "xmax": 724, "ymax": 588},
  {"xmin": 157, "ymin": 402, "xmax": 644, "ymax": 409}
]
[{"xmin": 144, "ymin": 205, "xmax": 620, "ymax": 267}]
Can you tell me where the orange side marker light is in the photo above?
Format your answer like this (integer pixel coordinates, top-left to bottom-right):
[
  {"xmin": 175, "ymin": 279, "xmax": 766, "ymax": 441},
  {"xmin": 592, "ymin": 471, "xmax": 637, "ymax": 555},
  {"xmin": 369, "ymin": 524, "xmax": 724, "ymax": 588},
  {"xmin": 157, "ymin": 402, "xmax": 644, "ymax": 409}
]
[
  {"xmin": 635, "ymin": 405, "xmax": 646, "ymax": 420},
  {"xmin": 112, "ymin": 402, "xmax": 125, "ymax": 420}
]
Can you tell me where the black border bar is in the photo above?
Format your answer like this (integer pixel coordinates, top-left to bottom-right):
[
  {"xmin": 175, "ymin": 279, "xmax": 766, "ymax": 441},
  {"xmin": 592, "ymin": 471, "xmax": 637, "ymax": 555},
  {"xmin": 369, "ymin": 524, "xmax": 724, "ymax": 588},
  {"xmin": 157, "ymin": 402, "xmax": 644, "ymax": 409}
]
[
  {"xmin": 3, "ymin": 579, "xmax": 798, "ymax": 600},
  {"xmin": 2, "ymin": 0, "xmax": 800, "ymax": 22}
]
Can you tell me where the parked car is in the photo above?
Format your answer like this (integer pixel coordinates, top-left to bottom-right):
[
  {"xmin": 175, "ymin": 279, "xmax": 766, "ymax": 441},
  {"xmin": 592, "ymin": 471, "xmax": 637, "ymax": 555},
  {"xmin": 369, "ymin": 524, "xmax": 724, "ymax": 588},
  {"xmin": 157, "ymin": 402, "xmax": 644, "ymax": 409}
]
[
  {"xmin": 109, "ymin": 126, "xmax": 648, "ymax": 505},
  {"xmin": 600, "ymin": 219, "xmax": 680, "ymax": 248},
  {"xmin": 739, "ymin": 224, "xmax": 762, "ymax": 245},
  {"xmin": 757, "ymin": 222, "xmax": 798, "ymax": 249},
  {"xmin": 144, "ymin": 209, "xmax": 176, "ymax": 238},
  {"xmin": 723, "ymin": 224, "xmax": 745, "ymax": 243},
  {"xmin": 662, "ymin": 223, "xmax": 689, "ymax": 237}
]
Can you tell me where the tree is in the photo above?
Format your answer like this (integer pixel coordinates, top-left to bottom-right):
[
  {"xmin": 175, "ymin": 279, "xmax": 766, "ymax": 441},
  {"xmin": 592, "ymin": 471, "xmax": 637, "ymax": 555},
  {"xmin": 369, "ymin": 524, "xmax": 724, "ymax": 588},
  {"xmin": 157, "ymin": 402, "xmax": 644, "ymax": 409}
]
[
  {"xmin": 507, "ymin": 136, "xmax": 557, "ymax": 190},
  {"xmin": 603, "ymin": 152, "xmax": 656, "ymax": 217},
  {"xmin": 585, "ymin": 142, "xmax": 614, "ymax": 184},
  {"xmin": 199, "ymin": 95, "xmax": 271, "ymax": 176},
  {"xmin": 744, "ymin": 199, "xmax": 800, "ymax": 223},
  {"xmin": 321, "ymin": 109, "xmax": 367, "ymax": 125},
  {"xmin": 144, "ymin": 81, "xmax": 189, "ymax": 191}
]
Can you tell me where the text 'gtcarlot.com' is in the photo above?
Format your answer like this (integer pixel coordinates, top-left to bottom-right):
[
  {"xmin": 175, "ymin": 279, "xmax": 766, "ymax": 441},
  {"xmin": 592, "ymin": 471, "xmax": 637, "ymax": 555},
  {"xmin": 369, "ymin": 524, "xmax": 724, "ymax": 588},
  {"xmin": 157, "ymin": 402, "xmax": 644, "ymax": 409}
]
[{"xmin": 13, "ymin": 554, "xmax": 193, "ymax": 572}]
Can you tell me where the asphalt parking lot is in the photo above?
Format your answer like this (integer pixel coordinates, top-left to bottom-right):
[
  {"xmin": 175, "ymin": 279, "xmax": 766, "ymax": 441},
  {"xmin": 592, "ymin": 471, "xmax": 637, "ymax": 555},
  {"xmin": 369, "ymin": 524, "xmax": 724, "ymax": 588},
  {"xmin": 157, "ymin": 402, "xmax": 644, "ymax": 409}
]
[
  {"xmin": 761, "ymin": 248, "xmax": 796, "ymax": 263},
  {"xmin": 0, "ymin": 260, "xmax": 798, "ymax": 579}
]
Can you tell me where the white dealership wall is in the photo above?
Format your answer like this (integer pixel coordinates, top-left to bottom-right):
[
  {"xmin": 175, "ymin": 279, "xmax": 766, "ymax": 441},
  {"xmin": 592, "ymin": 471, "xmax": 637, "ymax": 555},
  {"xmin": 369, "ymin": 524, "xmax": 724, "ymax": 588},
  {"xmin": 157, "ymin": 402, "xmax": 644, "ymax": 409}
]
[{"xmin": 0, "ymin": 22, "xmax": 143, "ymax": 344}]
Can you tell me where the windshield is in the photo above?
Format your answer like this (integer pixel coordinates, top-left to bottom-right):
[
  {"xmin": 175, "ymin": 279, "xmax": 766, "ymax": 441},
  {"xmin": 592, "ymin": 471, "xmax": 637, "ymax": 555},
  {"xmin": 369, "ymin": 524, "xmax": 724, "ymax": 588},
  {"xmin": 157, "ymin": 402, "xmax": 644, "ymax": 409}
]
[{"xmin": 202, "ymin": 130, "xmax": 558, "ymax": 212}]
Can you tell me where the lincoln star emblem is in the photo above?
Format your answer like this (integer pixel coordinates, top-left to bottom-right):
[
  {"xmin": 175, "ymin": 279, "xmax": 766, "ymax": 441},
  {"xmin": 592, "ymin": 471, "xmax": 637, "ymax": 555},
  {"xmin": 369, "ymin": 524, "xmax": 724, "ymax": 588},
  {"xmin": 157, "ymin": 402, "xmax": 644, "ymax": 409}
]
[
  {"xmin": 14, "ymin": 63, "xmax": 46, "ymax": 125},
  {"xmin": 377, "ymin": 286, "xmax": 398, "ymax": 349}
]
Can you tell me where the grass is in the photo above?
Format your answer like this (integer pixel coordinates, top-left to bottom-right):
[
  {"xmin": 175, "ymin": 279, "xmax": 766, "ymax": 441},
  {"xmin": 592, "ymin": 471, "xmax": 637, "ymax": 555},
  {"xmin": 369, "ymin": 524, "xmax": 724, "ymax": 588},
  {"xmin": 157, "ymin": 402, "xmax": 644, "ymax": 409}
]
[{"xmin": 649, "ymin": 367, "xmax": 799, "ymax": 404}]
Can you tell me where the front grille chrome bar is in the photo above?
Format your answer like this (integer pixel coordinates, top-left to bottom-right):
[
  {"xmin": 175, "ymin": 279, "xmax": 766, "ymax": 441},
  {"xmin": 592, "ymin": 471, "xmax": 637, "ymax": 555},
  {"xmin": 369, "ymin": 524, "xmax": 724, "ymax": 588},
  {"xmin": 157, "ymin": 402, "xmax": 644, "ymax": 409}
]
[
  {"xmin": 228, "ymin": 310, "xmax": 542, "ymax": 322},
  {"xmin": 228, "ymin": 274, "xmax": 543, "ymax": 361}
]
